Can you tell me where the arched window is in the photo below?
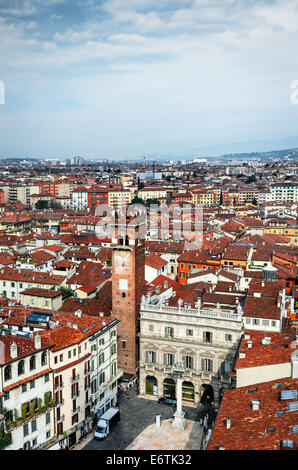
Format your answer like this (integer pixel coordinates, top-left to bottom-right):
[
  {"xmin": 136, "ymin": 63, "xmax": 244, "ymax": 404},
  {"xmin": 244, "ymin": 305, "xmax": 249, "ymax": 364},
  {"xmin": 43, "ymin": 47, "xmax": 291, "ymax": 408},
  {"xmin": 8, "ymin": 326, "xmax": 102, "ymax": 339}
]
[
  {"xmin": 18, "ymin": 360, "xmax": 25, "ymax": 376},
  {"xmin": 30, "ymin": 355, "xmax": 36, "ymax": 371},
  {"xmin": 41, "ymin": 351, "xmax": 47, "ymax": 366},
  {"xmin": 4, "ymin": 364, "xmax": 11, "ymax": 381}
]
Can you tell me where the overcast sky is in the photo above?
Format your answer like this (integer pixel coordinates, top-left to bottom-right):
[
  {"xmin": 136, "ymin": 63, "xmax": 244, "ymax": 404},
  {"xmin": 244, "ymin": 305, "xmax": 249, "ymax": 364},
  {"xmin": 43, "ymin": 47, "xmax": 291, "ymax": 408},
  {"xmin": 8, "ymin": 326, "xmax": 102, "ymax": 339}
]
[{"xmin": 0, "ymin": 0, "xmax": 298, "ymax": 159}]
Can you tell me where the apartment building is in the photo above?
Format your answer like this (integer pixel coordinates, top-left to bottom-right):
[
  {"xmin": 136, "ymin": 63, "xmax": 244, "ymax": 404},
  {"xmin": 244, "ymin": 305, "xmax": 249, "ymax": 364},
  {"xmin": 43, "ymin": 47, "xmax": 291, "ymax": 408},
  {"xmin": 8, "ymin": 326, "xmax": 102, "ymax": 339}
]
[
  {"xmin": 270, "ymin": 183, "xmax": 298, "ymax": 203},
  {"xmin": 71, "ymin": 187, "xmax": 89, "ymax": 211},
  {"xmin": 108, "ymin": 189, "xmax": 133, "ymax": 207},
  {"xmin": 0, "ymin": 267, "xmax": 66, "ymax": 302},
  {"xmin": 0, "ymin": 333, "xmax": 55, "ymax": 450}
]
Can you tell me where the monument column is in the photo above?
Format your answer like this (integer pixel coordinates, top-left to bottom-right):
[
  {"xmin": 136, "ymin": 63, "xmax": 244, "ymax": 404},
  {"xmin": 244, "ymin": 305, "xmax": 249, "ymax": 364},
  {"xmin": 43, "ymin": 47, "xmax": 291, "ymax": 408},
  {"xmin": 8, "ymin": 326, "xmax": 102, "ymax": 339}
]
[{"xmin": 171, "ymin": 361, "xmax": 187, "ymax": 431}]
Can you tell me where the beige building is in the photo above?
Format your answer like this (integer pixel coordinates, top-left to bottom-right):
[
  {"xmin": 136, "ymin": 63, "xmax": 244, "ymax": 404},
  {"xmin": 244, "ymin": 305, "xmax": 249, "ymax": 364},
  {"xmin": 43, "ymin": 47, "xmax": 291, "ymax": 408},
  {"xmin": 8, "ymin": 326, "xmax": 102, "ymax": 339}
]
[
  {"xmin": 108, "ymin": 190, "xmax": 133, "ymax": 207},
  {"xmin": 20, "ymin": 288, "xmax": 63, "ymax": 311},
  {"xmin": 138, "ymin": 297, "xmax": 244, "ymax": 409}
]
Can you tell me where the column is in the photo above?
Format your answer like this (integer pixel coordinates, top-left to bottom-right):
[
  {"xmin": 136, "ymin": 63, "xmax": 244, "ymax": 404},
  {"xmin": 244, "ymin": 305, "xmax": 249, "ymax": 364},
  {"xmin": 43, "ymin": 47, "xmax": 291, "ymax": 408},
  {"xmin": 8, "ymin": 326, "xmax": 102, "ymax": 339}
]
[{"xmin": 171, "ymin": 372, "xmax": 186, "ymax": 431}]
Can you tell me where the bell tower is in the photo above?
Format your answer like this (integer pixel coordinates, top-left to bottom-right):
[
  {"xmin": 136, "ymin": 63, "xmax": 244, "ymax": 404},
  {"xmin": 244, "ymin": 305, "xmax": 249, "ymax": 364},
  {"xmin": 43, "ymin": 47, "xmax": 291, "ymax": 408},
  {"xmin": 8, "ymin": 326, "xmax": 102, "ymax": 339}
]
[{"xmin": 111, "ymin": 211, "xmax": 145, "ymax": 377}]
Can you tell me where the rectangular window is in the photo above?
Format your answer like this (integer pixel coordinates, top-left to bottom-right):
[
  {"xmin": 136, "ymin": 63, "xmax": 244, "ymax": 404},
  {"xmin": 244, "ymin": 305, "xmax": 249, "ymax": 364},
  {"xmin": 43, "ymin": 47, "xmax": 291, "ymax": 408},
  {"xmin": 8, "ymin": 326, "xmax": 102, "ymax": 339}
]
[
  {"xmin": 23, "ymin": 423, "xmax": 29, "ymax": 437},
  {"xmin": 30, "ymin": 380, "xmax": 35, "ymax": 389},
  {"xmin": 31, "ymin": 420, "xmax": 37, "ymax": 433},
  {"xmin": 22, "ymin": 383, "xmax": 27, "ymax": 393},
  {"xmin": 99, "ymin": 372, "xmax": 105, "ymax": 385},
  {"xmin": 68, "ymin": 351, "xmax": 71, "ymax": 359},
  {"xmin": 201, "ymin": 358, "xmax": 213, "ymax": 372},
  {"xmin": 225, "ymin": 334, "xmax": 232, "ymax": 342},
  {"xmin": 146, "ymin": 350, "xmax": 156, "ymax": 364},
  {"xmin": 149, "ymin": 324, "xmax": 154, "ymax": 332},
  {"xmin": 184, "ymin": 356, "xmax": 193, "ymax": 369},
  {"xmin": 165, "ymin": 327, "xmax": 174, "ymax": 338},
  {"xmin": 46, "ymin": 412, "xmax": 50, "ymax": 425},
  {"xmin": 203, "ymin": 331, "xmax": 213, "ymax": 343},
  {"xmin": 186, "ymin": 329, "xmax": 193, "ymax": 336},
  {"xmin": 164, "ymin": 353, "xmax": 174, "ymax": 366}
]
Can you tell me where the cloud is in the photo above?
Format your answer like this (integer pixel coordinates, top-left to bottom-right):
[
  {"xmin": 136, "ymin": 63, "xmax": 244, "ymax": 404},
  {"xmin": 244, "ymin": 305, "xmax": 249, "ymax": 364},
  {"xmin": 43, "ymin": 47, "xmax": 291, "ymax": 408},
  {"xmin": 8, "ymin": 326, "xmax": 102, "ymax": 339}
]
[{"xmin": 0, "ymin": 0, "xmax": 297, "ymax": 158}]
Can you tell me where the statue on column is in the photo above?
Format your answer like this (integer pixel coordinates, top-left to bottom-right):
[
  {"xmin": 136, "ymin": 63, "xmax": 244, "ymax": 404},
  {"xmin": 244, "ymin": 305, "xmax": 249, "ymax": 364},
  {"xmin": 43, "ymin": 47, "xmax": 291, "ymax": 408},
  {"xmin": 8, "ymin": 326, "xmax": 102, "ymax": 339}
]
[
  {"xmin": 171, "ymin": 361, "xmax": 186, "ymax": 430},
  {"xmin": 195, "ymin": 297, "xmax": 201, "ymax": 312}
]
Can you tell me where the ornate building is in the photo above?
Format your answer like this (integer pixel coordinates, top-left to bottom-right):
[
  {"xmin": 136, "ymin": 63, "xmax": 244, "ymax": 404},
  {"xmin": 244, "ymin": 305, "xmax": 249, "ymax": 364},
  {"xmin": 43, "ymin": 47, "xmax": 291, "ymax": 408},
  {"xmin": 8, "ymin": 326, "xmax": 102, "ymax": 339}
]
[{"xmin": 138, "ymin": 296, "xmax": 245, "ymax": 409}]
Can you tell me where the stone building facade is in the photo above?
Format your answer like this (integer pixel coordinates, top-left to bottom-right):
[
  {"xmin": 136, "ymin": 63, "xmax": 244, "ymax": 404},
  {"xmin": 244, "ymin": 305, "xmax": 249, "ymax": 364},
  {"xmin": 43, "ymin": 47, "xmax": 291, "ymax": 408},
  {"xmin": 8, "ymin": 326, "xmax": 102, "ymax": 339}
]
[{"xmin": 138, "ymin": 298, "xmax": 244, "ymax": 409}]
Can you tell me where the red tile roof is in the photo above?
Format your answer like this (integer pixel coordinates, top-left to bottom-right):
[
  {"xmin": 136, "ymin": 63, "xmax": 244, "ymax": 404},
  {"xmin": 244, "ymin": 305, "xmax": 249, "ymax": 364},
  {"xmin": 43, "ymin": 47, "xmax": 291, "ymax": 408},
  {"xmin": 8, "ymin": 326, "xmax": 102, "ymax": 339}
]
[{"xmin": 208, "ymin": 377, "xmax": 298, "ymax": 450}]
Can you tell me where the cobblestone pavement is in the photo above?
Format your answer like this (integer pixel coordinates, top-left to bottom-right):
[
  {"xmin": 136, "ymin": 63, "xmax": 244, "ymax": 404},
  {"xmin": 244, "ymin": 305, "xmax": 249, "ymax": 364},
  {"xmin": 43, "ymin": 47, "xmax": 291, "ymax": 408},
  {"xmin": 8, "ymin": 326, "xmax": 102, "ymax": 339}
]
[{"xmin": 81, "ymin": 387, "xmax": 216, "ymax": 451}]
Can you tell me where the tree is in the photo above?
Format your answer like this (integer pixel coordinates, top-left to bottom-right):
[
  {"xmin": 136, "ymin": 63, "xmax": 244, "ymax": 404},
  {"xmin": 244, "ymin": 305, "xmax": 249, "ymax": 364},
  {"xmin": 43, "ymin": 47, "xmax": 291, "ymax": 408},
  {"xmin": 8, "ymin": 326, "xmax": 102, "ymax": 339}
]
[
  {"xmin": 130, "ymin": 196, "xmax": 145, "ymax": 206},
  {"xmin": 146, "ymin": 198, "xmax": 160, "ymax": 207},
  {"xmin": 35, "ymin": 200, "xmax": 49, "ymax": 210}
]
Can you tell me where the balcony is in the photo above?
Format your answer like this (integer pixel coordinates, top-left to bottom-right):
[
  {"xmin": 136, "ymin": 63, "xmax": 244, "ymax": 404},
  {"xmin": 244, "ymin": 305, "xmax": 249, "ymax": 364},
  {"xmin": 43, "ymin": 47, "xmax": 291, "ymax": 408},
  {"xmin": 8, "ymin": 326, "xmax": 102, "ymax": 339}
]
[
  {"xmin": 72, "ymin": 406, "xmax": 80, "ymax": 414},
  {"xmin": 56, "ymin": 399, "xmax": 65, "ymax": 407},
  {"xmin": 71, "ymin": 391, "xmax": 80, "ymax": 399},
  {"xmin": 54, "ymin": 381, "xmax": 64, "ymax": 391},
  {"xmin": 70, "ymin": 374, "xmax": 80, "ymax": 384},
  {"xmin": 56, "ymin": 414, "xmax": 65, "ymax": 423},
  {"xmin": 84, "ymin": 369, "xmax": 91, "ymax": 376}
]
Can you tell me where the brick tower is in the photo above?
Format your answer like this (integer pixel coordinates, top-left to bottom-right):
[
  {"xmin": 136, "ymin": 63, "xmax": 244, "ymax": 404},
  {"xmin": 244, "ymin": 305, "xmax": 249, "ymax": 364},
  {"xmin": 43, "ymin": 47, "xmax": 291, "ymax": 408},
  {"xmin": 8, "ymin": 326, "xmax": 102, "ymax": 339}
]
[{"xmin": 111, "ymin": 213, "xmax": 145, "ymax": 377}]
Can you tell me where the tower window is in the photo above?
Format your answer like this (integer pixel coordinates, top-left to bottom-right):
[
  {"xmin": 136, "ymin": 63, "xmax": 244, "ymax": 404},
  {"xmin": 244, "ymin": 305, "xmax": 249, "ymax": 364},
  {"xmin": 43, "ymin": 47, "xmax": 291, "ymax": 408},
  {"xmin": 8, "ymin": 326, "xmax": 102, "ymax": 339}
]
[
  {"xmin": 121, "ymin": 341, "xmax": 126, "ymax": 350},
  {"xmin": 122, "ymin": 292, "xmax": 126, "ymax": 298}
]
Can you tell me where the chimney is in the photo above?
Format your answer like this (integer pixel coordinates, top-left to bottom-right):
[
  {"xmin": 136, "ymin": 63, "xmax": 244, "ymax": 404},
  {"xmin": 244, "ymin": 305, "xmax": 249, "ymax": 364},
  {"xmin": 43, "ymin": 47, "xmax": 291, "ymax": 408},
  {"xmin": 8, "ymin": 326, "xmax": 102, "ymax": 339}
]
[
  {"xmin": 219, "ymin": 446, "xmax": 225, "ymax": 450},
  {"xmin": 99, "ymin": 312, "xmax": 104, "ymax": 317},
  {"xmin": 34, "ymin": 334, "xmax": 41, "ymax": 349},
  {"xmin": 155, "ymin": 285, "xmax": 161, "ymax": 294},
  {"xmin": 261, "ymin": 281, "xmax": 265, "ymax": 287},
  {"xmin": 251, "ymin": 400, "xmax": 260, "ymax": 410},
  {"xmin": 102, "ymin": 320, "xmax": 106, "ymax": 326},
  {"xmin": 239, "ymin": 352, "xmax": 246, "ymax": 359},
  {"xmin": 226, "ymin": 417, "xmax": 231, "ymax": 429},
  {"xmin": 164, "ymin": 280, "xmax": 168, "ymax": 289},
  {"xmin": 10, "ymin": 342, "xmax": 18, "ymax": 359},
  {"xmin": 73, "ymin": 324, "xmax": 78, "ymax": 329}
]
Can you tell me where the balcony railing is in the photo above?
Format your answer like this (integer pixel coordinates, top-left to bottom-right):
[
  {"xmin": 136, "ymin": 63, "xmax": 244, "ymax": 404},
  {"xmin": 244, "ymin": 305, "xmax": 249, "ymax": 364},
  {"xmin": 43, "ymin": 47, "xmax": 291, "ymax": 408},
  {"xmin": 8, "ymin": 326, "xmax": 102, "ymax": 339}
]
[
  {"xmin": 56, "ymin": 399, "xmax": 65, "ymax": 407},
  {"xmin": 71, "ymin": 391, "xmax": 80, "ymax": 399},
  {"xmin": 72, "ymin": 406, "xmax": 80, "ymax": 414},
  {"xmin": 54, "ymin": 381, "xmax": 64, "ymax": 390},
  {"xmin": 56, "ymin": 414, "xmax": 65, "ymax": 423},
  {"xmin": 70, "ymin": 374, "xmax": 80, "ymax": 384}
]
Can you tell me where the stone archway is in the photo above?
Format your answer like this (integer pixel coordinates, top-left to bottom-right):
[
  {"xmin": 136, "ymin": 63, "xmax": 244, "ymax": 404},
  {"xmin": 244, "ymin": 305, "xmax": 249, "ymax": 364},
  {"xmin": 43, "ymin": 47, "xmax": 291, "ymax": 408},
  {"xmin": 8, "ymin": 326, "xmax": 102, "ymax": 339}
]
[
  {"xmin": 145, "ymin": 375, "xmax": 158, "ymax": 396},
  {"xmin": 182, "ymin": 381, "xmax": 195, "ymax": 402},
  {"xmin": 200, "ymin": 384, "xmax": 214, "ymax": 404},
  {"xmin": 163, "ymin": 378, "xmax": 176, "ymax": 399}
]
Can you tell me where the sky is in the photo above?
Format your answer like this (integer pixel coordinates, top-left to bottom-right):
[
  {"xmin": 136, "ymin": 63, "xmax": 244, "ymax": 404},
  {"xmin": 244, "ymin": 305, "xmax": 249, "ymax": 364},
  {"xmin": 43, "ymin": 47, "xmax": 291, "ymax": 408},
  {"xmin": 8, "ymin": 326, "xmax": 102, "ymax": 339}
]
[{"xmin": 0, "ymin": 0, "xmax": 298, "ymax": 159}]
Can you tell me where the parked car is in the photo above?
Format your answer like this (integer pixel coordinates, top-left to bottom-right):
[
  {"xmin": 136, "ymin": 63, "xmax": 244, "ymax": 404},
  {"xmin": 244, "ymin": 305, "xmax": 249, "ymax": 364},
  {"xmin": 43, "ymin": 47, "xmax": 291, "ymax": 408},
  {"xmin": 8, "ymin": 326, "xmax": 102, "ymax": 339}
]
[{"xmin": 158, "ymin": 397, "xmax": 177, "ymax": 406}]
